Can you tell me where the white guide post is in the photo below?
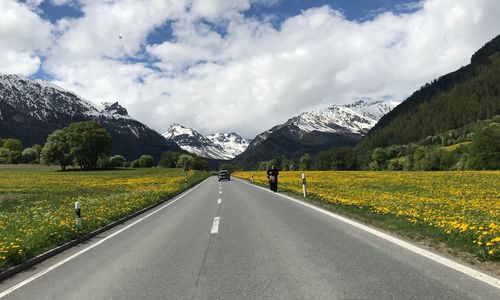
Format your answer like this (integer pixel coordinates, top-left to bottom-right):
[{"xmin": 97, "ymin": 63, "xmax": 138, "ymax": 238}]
[
  {"xmin": 75, "ymin": 201, "xmax": 81, "ymax": 227},
  {"xmin": 302, "ymin": 173, "xmax": 307, "ymax": 198}
]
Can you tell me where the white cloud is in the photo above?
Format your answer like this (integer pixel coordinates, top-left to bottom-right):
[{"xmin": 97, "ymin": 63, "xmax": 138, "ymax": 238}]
[
  {"xmin": 0, "ymin": 0, "xmax": 52, "ymax": 75},
  {"xmin": 39, "ymin": 0, "xmax": 500, "ymax": 138}
]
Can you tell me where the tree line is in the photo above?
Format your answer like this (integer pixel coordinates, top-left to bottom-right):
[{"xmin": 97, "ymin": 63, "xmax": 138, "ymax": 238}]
[
  {"xmin": 247, "ymin": 115, "xmax": 500, "ymax": 171},
  {"xmin": 1, "ymin": 120, "xmax": 209, "ymax": 171}
]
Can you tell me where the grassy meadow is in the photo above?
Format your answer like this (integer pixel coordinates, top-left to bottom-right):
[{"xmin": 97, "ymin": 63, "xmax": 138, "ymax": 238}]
[
  {"xmin": 234, "ymin": 171, "xmax": 500, "ymax": 261},
  {"xmin": 0, "ymin": 165, "xmax": 209, "ymax": 271}
]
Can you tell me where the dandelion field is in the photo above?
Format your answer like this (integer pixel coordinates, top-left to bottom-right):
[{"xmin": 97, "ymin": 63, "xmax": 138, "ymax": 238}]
[
  {"xmin": 0, "ymin": 166, "xmax": 208, "ymax": 271},
  {"xmin": 234, "ymin": 171, "xmax": 500, "ymax": 261}
]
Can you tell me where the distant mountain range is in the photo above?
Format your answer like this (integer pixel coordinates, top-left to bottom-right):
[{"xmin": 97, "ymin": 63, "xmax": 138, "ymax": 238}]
[
  {"xmin": 234, "ymin": 100, "xmax": 397, "ymax": 166},
  {"xmin": 162, "ymin": 124, "xmax": 250, "ymax": 160},
  {"xmin": 0, "ymin": 74, "xmax": 181, "ymax": 160}
]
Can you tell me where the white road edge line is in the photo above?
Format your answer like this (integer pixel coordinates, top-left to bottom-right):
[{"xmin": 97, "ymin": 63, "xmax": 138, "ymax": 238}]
[
  {"xmin": 211, "ymin": 217, "xmax": 220, "ymax": 234},
  {"xmin": 0, "ymin": 179, "xmax": 208, "ymax": 298},
  {"xmin": 236, "ymin": 178, "xmax": 500, "ymax": 289},
  {"xmin": 217, "ymin": 198, "xmax": 222, "ymax": 204}
]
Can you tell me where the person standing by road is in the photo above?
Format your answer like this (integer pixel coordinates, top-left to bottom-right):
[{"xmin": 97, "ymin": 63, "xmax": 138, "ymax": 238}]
[{"xmin": 267, "ymin": 164, "xmax": 279, "ymax": 192}]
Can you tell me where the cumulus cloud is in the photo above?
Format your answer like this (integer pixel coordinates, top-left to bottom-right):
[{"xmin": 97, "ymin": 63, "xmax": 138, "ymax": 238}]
[
  {"xmin": 39, "ymin": 0, "xmax": 500, "ymax": 138},
  {"xmin": 0, "ymin": 0, "xmax": 52, "ymax": 75}
]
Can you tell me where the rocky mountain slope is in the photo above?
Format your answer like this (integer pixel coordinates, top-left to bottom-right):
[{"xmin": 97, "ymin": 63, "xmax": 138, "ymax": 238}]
[
  {"xmin": 163, "ymin": 124, "xmax": 249, "ymax": 160},
  {"xmin": 0, "ymin": 74, "xmax": 181, "ymax": 160},
  {"xmin": 235, "ymin": 100, "xmax": 397, "ymax": 166}
]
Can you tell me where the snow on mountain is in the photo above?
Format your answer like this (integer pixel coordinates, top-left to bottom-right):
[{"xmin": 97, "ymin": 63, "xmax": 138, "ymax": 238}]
[
  {"xmin": 163, "ymin": 124, "xmax": 249, "ymax": 160},
  {"xmin": 0, "ymin": 74, "xmax": 101, "ymax": 120},
  {"xmin": 207, "ymin": 132, "xmax": 250, "ymax": 157},
  {"xmin": 0, "ymin": 74, "xmax": 181, "ymax": 159},
  {"xmin": 249, "ymin": 99, "xmax": 397, "ymax": 148}
]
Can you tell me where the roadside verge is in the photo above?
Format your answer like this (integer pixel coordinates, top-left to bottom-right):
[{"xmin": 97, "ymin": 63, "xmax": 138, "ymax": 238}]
[{"xmin": 0, "ymin": 176, "xmax": 210, "ymax": 282}]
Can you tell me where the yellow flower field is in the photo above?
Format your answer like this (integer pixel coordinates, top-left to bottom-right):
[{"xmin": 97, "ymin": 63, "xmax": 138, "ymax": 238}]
[
  {"xmin": 0, "ymin": 166, "xmax": 208, "ymax": 271},
  {"xmin": 234, "ymin": 171, "xmax": 500, "ymax": 260}
]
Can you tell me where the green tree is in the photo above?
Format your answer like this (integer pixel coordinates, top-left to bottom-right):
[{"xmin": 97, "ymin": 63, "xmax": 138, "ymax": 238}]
[
  {"xmin": 3, "ymin": 138, "xmax": 23, "ymax": 152},
  {"xmin": 8, "ymin": 151, "xmax": 22, "ymax": 164},
  {"xmin": 41, "ymin": 129, "xmax": 73, "ymax": 170},
  {"xmin": 22, "ymin": 147, "xmax": 39, "ymax": 163},
  {"xmin": 97, "ymin": 157, "xmax": 113, "ymax": 169},
  {"xmin": 300, "ymin": 153, "xmax": 312, "ymax": 171},
  {"xmin": 176, "ymin": 154, "xmax": 194, "ymax": 170},
  {"xmin": 470, "ymin": 124, "xmax": 500, "ymax": 169},
  {"xmin": 370, "ymin": 148, "xmax": 388, "ymax": 170},
  {"xmin": 32, "ymin": 144, "xmax": 43, "ymax": 155},
  {"xmin": 159, "ymin": 151, "xmax": 180, "ymax": 168},
  {"xmin": 191, "ymin": 156, "xmax": 208, "ymax": 171},
  {"xmin": 66, "ymin": 121, "xmax": 112, "ymax": 169},
  {"xmin": 131, "ymin": 159, "xmax": 140, "ymax": 168},
  {"xmin": 258, "ymin": 161, "xmax": 271, "ymax": 171},
  {"xmin": 139, "ymin": 155, "xmax": 155, "ymax": 168},
  {"xmin": 0, "ymin": 148, "xmax": 9, "ymax": 164},
  {"xmin": 110, "ymin": 155, "xmax": 126, "ymax": 168}
]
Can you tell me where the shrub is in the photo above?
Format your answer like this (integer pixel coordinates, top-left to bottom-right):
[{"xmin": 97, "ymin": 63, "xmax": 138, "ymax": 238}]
[
  {"xmin": 110, "ymin": 155, "xmax": 126, "ymax": 168},
  {"xmin": 131, "ymin": 159, "xmax": 140, "ymax": 168},
  {"xmin": 176, "ymin": 154, "xmax": 193, "ymax": 170},
  {"xmin": 8, "ymin": 151, "xmax": 22, "ymax": 164},
  {"xmin": 22, "ymin": 148, "xmax": 39, "ymax": 163},
  {"xmin": 0, "ymin": 148, "xmax": 10, "ymax": 164},
  {"xmin": 97, "ymin": 157, "xmax": 113, "ymax": 169},
  {"xmin": 159, "ymin": 151, "xmax": 180, "ymax": 168},
  {"xmin": 139, "ymin": 155, "xmax": 154, "ymax": 168},
  {"xmin": 2, "ymin": 139, "xmax": 23, "ymax": 152}
]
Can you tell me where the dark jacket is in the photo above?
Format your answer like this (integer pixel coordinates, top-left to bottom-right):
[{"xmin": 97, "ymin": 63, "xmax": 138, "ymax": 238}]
[{"xmin": 267, "ymin": 167, "xmax": 279, "ymax": 179}]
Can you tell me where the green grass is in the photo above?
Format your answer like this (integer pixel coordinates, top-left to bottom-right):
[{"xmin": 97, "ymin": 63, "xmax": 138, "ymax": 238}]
[
  {"xmin": 442, "ymin": 142, "xmax": 472, "ymax": 151},
  {"xmin": 0, "ymin": 165, "xmax": 209, "ymax": 271}
]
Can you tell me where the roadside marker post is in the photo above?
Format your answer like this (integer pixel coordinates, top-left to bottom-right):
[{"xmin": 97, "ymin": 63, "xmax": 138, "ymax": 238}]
[
  {"xmin": 75, "ymin": 201, "xmax": 81, "ymax": 227},
  {"xmin": 302, "ymin": 173, "xmax": 307, "ymax": 198}
]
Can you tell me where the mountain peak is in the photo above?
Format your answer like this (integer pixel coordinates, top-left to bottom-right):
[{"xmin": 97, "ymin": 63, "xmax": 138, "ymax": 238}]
[
  {"xmin": 163, "ymin": 124, "xmax": 249, "ymax": 160},
  {"xmin": 102, "ymin": 102, "xmax": 129, "ymax": 117}
]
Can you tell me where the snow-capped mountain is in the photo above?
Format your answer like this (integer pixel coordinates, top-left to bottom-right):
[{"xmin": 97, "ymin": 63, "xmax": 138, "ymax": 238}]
[
  {"xmin": 163, "ymin": 124, "xmax": 249, "ymax": 160},
  {"xmin": 248, "ymin": 100, "xmax": 397, "ymax": 149},
  {"xmin": 207, "ymin": 132, "xmax": 250, "ymax": 157},
  {"xmin": 235, "ymin": 99, "xmax": 397, "ymax": 166},
  {"xmin": 0, "ymin": 74, "xmax": 180, "ymax": 159}
]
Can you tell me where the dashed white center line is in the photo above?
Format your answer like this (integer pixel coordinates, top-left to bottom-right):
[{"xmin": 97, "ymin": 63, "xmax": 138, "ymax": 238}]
[
  {"xmin": 219, "ymin": 191, "xmax": 222, "ymax": 194},
  {"xmin": 211, "ymin": 217, "xmax": 220, "ymax": 234},
  {"xmin": 217, "ymin": 198, "xmax": 222, "ymax": 204}
]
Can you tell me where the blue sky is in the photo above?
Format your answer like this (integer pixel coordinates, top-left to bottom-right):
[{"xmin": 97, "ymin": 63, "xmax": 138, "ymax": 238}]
[
  {"xmin": 36, "ymin": 1, "xmax": 422, "ymax": 48},
  {"xmin": 3, "ymin": 0, "xmax": 500, "ymax": 137}
]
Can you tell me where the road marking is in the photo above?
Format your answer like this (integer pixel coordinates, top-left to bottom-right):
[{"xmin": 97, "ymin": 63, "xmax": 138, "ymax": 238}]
[
  {"xmin": 236, "ymin": 178, "xmax": 500, "ymax": 290},
  {"xmin": 218, "ymin": 198, "xmax": 222, "ymax": 204},
  {"xmin": 0, "ymin": 179, "xmax": 208, "ymax": 298},
  {"xmin": 219, "ymin": 191, "xmax": 222, "ymax": 194},
  {"xmin": 211, "ymin": 217, "xmax": 220, "ymax": 234}
]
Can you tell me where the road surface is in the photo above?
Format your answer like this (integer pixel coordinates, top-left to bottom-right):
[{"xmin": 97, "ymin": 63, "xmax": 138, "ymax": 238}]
[{"xmin": 0, "ymin": 177, "xmax": 499, "ymax": 299}]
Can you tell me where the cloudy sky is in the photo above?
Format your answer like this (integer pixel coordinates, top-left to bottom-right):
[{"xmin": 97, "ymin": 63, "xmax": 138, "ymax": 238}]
[{"xmin": 1, "ymin": 0, "xmax": 499, "ymax": 138}]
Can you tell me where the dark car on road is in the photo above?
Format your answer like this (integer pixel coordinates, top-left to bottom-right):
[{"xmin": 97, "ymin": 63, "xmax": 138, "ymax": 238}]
[{"xmin": 218, "ymin": 170, "xmax": 230, "ymax": 181}]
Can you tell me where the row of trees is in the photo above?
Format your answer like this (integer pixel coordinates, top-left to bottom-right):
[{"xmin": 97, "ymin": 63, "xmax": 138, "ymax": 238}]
[
  {"xmin": 0, "ymin": 138, "xmax": 42, "ymax": 164},
  {"xmin": 1, "ymin": 121, "xmax": 211, "ymax": 171},
  {"xmin": 368, "ymin": 123, "xmax": 500, "ymax": 171},
  {"xmin": 255, "ymin": 147, "xmax": 358, "ymax": 172},
  {"xmin": 158, "ymin": 151, "xmax": 208, "ymax": 171},
  {"xmin": 250, "ymin": 121, "xmax": 499, "ymax": 172}
]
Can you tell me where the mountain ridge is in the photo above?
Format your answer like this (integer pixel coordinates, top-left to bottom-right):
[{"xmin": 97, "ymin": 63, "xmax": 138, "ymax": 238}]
[
  {"xmin": 163, "ymin": 124, "xmax": 249, "ymax": 160},
  {"xmin": 0, "ymin": 74, "xmax": 181, "ymax": 160},
  {"xmin": 234, "ymin": 99, "xmax": 396, "ymax": 167}
]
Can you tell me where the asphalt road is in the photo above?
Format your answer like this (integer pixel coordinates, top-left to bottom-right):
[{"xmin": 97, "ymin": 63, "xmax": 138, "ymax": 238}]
[{"xmin": 0, "ymin": 176, "xmax": 499, "ymax": 299}]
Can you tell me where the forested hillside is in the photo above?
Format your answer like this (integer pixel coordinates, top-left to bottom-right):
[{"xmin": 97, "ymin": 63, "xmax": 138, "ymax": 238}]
[{"xmin": 356, "ymin": 34, "xmax": 500, "ymax": 156}]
